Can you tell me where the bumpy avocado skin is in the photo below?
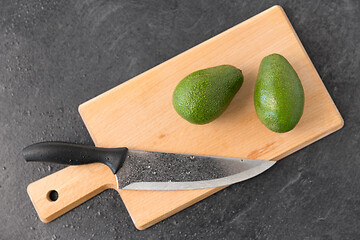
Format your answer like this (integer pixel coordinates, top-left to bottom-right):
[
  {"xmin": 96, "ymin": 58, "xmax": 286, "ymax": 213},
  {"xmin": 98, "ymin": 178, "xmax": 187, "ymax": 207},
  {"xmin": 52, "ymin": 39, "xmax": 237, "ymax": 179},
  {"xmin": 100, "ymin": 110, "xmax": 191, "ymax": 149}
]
[
  {"xmin": 173, "ymin": 65, "xmax": 243, "ymax": 125},
  {"xmin": 254, "ymin": 54, "xmax": 304, "ymax": 133}
]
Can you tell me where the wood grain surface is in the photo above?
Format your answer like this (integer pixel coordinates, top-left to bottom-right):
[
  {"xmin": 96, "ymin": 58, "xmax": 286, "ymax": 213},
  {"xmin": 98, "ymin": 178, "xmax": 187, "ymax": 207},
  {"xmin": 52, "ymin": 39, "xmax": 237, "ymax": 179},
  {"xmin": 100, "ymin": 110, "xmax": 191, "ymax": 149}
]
[{"xmin": 27, "ymin": 5, "xmax": 343, "ymax": 230}]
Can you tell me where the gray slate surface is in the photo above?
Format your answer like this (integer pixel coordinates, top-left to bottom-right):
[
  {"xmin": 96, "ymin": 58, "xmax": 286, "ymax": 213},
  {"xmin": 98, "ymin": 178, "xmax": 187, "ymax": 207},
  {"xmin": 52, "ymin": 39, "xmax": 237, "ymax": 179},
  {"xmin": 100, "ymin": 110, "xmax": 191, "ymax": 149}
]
[{"xmin": 0, "ymin": 0, "xmax": 359, "ymax": 239}]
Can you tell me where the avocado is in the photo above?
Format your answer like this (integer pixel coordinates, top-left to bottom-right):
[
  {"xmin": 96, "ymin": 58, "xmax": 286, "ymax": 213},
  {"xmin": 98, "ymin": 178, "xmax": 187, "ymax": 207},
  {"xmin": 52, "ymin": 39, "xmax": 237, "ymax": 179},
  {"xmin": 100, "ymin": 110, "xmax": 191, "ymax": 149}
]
[
  {"xmin": 173, "ymin": 65, "xmax": 244, "ymax": 125},
  {"xmin": 254, "ymin": 54, "xmax": 304, "ymax": 133}
]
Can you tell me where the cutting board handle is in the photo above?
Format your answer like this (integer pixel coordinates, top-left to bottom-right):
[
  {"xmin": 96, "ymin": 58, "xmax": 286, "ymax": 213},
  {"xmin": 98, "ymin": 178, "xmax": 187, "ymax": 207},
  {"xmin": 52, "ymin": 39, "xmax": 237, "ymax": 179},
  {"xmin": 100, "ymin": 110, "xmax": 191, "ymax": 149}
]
[{"xmin": 27, "ymin": 163, "xmax": 117, "ymax": 223}]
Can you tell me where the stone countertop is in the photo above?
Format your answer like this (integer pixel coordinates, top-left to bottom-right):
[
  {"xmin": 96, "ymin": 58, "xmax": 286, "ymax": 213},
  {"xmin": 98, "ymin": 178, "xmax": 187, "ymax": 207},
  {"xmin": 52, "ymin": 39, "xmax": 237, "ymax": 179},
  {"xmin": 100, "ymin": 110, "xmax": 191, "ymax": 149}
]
[{"xmin": 0, "ymin": 1, "xmax": 359, "ymax": 239}]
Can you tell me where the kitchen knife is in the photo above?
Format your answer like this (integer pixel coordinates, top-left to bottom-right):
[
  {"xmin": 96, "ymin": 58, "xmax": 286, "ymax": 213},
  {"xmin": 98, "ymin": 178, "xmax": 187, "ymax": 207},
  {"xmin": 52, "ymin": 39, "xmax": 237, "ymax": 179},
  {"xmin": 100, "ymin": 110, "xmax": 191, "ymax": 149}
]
[{"xmin": 23, "ymin": 142, "xmax": 276, "ymax": 191}]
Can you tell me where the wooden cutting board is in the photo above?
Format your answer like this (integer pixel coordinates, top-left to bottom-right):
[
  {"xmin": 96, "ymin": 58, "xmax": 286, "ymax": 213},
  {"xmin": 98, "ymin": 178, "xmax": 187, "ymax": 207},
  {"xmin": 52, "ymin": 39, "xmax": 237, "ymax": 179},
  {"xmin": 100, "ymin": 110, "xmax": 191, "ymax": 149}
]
[{"xmin": 27, "ymin": 5, "xmax": 343, "ymax": 230}]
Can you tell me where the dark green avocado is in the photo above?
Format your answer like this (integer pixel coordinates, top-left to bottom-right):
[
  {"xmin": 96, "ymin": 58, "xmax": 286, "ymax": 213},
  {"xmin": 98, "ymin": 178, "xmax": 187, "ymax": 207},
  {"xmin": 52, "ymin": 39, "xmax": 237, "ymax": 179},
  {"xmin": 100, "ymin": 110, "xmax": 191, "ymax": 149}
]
[
  {"xmin": 254, "ymin": 54, "xmax": 304, "ymax": 133},
  {"xmin": 173, "ymin": 65, "xmax": 244, "ymax": 125}
]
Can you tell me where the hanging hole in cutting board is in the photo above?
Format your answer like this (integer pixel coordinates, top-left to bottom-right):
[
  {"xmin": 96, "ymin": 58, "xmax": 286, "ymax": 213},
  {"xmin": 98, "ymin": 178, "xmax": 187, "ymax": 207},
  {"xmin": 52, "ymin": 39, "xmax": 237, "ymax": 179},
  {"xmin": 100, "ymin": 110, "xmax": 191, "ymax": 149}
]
[{"xmin": 47, "ymin": 190, "xmax": 58, "ymax": 201}]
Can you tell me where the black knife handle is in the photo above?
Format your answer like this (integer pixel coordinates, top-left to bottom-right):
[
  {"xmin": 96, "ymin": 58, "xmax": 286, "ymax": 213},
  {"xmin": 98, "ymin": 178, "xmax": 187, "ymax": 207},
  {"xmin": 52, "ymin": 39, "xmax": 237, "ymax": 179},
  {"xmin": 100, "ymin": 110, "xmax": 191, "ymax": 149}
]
[{"xmin": 22, "ymin": 142, "xmax": 128, "ymax": 174}]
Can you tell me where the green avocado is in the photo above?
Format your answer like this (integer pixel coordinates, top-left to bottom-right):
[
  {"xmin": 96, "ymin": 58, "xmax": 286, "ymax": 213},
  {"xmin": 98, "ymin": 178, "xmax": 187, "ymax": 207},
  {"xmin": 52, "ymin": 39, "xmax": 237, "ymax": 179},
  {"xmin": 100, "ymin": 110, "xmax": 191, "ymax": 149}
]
[
  {"xmin": 254, "ymin": 54, "xmax": 304, "ymax": 133},
  {"xmin": 173, "ymin": 65, "xmax": 243, "ymax": 125}
]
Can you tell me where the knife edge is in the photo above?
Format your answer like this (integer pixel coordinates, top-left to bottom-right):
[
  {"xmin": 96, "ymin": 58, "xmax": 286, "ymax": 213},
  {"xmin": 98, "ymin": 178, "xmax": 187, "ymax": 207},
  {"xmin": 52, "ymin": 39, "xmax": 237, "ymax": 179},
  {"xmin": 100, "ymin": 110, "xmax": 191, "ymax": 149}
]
[{"xmin": 119, "ymin": 160, "xmax": 276, "ymax": 190}]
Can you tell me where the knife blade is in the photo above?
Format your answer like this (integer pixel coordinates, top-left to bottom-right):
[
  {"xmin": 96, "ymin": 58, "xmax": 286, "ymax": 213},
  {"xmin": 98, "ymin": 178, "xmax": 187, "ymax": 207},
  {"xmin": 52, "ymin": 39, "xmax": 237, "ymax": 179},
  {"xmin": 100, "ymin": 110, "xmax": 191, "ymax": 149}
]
[{"xmin": 23, "ymin": 142, "xmax": 275, "ymax": 191}]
